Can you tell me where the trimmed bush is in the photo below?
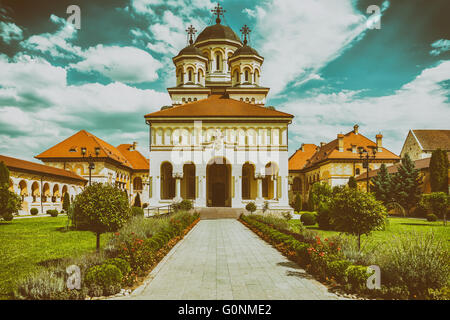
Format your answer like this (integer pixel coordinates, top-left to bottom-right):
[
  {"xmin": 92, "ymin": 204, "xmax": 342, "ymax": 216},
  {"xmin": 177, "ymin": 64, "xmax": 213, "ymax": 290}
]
[
  {"xmin": 30, "ymin": 208, "xmax": 39, "ymax": 216},
  {"xmin": 172, "ymin": 199, "xmax": 193, "ymax": 212},
  {"xmin": 327, "ymin": 260, "xmax": 351, "ymax": 282},
  {"xmin": 104, "ymin": 258, "xmax": 131, "ymax": 277},
  {"xmin": 84, "ymin": 264, "xmax": 122, "ymax": 289},
  {"xmin": 300, "ymin": 212, "xmax": 316, "ymax": 226},
  {"xmin": 245, "ymin": 202, "xmax": 257, "ymax": 214},
  {"xmin": 46, "ymin": 209, "xmax": 59, "ymax": 217},
  {"xmin": 426, "ymin": 214, "xmax": 438, "ymax": 222},
  {"xmin": 346, "ymin": 265, "xmax": 369, "ymax": 291},
  {"xmin": 131, "ymin": 206, "xmax": 144, "ymax": 217}
]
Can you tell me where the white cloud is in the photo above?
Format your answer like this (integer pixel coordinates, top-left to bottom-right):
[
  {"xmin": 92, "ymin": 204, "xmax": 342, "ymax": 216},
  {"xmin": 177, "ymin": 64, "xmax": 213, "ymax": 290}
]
[
  {"xmin": 21, "ymin": 14, "xmax": 82, "ymax": 58},
  {"xmin": 249, "ymin": 0, "xmax": 379, "ymax": 96},
  {"xmin": 284, "ymin": 61, "xmax": 450, "ymax": 155},
  {"xmin": 430, "ymin": 39, "xmax": 450, "ymax": 56},
  {"xmin": 70, "ymin": 45, "xmax": 163, "ymax": 83},
  {"xmin": 0, "ymin": 21, "xmax": 23, "ymax": 43}
]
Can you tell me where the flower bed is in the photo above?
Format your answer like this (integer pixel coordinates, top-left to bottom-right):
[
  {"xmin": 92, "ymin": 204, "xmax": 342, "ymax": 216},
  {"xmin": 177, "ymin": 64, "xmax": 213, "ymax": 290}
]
[{"xmin": 15, "ymin": 211, "xmax": 200, "ymax": 300}]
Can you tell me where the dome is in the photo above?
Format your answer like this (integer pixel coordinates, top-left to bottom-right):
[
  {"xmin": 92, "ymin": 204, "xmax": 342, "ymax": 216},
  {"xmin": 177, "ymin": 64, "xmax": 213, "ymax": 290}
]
[
  {"xmin": 231, "ymin": 44, "xmax": 261, "ymax": 58},
  {"xmin": 195, "ymin": 23, "xmax": 242, "ymax": 44},
  {"xmin": 175, "ymin": 44, "xmax": 206, "ymax": 58}
]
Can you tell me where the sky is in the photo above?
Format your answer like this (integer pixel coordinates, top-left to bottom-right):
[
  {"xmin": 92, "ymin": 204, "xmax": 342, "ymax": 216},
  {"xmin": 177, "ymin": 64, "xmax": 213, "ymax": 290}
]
[{"xmin": 0, "ymin": 0, "xmax": 449, "ymax": 162}]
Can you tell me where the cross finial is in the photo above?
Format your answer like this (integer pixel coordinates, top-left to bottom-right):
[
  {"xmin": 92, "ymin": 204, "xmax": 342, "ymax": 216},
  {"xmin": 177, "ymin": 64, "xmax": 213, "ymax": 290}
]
[
  {"xmin": 240, "ymin": 25, "xmax": 251, "ymax": 45},
  {"xmin": 186, "ymin": 25, "xmax": 197, "ymax": 45},
  {"xmin": 211, "ymin": 3, "xmax": 226, "ymax": 24}
]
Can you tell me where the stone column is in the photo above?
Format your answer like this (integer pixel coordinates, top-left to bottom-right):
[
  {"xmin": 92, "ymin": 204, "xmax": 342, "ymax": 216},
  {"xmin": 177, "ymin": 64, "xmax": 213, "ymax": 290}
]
[
  {"xmin": 174, "ymin": 178, "xmax": 181, "ymax": 202},
  {"xmin": 274, "ymin": 175, "xmax": 279, "ymax": 200},
  {"xmin": 232, "ymin": 164, "xmax": 243, "ymax": 208},
  {"xmin": 257, "ymin": 177, "xmax": 263, "ymax": 203}
]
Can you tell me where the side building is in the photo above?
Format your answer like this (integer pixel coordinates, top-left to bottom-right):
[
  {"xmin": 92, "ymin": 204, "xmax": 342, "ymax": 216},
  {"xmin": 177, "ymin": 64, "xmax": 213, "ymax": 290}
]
[
  {"xmin": 1, "ymin": 154, "xmax": 86, "ymax": 215},
  {"xmin": 400, "ymin": 129, "xmax": 450, "ymax": 161},
  {"xmin": 288, "ymin": 125, "xmax": 400, "ymax": 204},
  {"xmin": 35, "ymin": 130, "xmax": 150, "ymax": 207}
]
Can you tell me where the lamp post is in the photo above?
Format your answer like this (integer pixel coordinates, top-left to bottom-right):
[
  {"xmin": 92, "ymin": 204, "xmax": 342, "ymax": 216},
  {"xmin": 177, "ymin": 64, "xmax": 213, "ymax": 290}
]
[
  {"xmin": 81, "ymin": 147, "xmax": 100, "ymax": 185},
  {"xmin": 358, "ymin": 147, "xmax": 377, "ymax": 192}
]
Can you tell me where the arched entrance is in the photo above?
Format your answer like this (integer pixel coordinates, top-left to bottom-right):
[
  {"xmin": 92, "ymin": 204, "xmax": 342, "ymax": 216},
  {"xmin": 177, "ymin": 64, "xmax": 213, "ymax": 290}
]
[{"xmin": 206, "ymin": 157, "xmax": 231, "ymax": 207}]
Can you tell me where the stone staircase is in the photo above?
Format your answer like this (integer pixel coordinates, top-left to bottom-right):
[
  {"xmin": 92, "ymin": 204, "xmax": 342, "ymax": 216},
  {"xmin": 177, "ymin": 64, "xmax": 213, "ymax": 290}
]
[{"xmin": 196, "ymin": 207, "xmax": 243, "ymax": 220}]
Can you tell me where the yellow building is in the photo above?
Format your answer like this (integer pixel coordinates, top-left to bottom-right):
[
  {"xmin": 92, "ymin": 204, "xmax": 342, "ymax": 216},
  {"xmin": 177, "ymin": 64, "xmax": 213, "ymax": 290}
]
[{"xmin": 288, "ymin": 125, "xmax": 400, "ymax": 203}]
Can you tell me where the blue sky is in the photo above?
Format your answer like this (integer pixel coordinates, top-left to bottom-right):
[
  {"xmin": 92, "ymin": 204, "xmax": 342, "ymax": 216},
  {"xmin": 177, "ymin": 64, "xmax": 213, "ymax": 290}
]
[{"xmin": 0, "ymin": 0, "xmax": 449, "ymax": 162}]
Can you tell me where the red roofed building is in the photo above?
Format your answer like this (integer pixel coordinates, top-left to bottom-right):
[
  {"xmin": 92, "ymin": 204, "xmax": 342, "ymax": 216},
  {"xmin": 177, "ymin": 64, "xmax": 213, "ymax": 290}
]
[
  {"xmin": 144, "ymin": 9, "xmax": 294, "ymax": 213},
  {"xmin": 288, "ymin": 125, "xmax": 400, "ymax": 205},
  {"xmin": 35, "ymin": 130, "xmax": 149, "ymax": 207}
]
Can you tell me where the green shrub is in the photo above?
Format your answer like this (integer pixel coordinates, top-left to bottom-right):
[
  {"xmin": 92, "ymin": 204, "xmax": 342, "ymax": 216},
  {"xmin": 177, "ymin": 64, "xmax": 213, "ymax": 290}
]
[
  {"xmin": 172, "ymin": 199, "xmax": 193, "ymax": 212},
  {"xmin": 245, "ymin": 202, "xmax": 257, "ymax": 214},
  {"xmin": 412, "ymin": 205, "xmax": 427, "ymax": 218},
  {"xmin": 84, "ymin": 264, "xmax": 123, "ymax": 290},
  {"xmin": 346, "ymin": 265, "xmax": 369, "ymax": 291},
  {"xmin": 47, "ymin": 209, "xmax": 58, "ymax": 217},
  {"xmin": 2, "ymin": 211, "xmax": 14, "ymax": 221},
  {"xmin": 327, "ymin": 260, "xmax": 351, "ymax": 282},
  {"xmin": 300, "ymin": 212, "xmax": 316, "ymax": 226},
  {"xmin": 104, "ymin": 258, "xmax": 131, "ymax": 277},
  {"xmin": 30, "ymin": 208, "xmax": 39, "ymax": 215},
  {"xmin": 375, "ymin": 231, "xmax": 449, "ymax": 299},
  {"xmin": 426, "ymin": 213, "xmax": 438, "ymax": 222},
  {"xmin": 131, "ymin": 206, "xmax": 144, "ymax": 217},
  {"xmin": 316, "ymin": 203, "xmax": 332, "ymax": 230}
]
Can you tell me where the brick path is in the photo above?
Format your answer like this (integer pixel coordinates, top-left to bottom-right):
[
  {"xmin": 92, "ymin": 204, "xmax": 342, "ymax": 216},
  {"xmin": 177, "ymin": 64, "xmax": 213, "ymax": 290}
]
[{"xmin": 123, "ymin": 219, "xmax": 344, "ymax": 300}]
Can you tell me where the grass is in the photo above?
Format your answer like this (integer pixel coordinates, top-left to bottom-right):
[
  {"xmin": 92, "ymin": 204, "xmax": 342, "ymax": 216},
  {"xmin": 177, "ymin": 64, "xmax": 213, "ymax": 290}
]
[
  {"xmin": 290, "ymin": 216, "xmax": 450, "ymax": 251},
  {"xmin": 0, "ymin": 216, "xmax": 110, "ymax": 299}
]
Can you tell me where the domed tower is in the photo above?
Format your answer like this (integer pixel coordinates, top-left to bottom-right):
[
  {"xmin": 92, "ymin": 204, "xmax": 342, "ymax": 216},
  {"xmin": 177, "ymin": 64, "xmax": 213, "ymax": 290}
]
[
  {"xmin": 167, "ymin": 3, "xmax": 269, "ymax": 106},
  {"xmin": 227, "ymin": 25, "xmax": 269, "ymax": 105}
]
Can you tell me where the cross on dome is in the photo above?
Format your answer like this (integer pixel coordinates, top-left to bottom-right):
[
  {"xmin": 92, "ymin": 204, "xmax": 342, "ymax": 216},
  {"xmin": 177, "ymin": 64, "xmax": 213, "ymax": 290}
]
[
  {"xmin": 185, "ymin": 25, "xmax": 197, "ymax": 45},
  {"xmin": 240, "ymin": 24, "xmax": 251, "ymax": 45},
  {"xmin": 211, "ymin": 3, "xmax": 226, "ymax": 24}
]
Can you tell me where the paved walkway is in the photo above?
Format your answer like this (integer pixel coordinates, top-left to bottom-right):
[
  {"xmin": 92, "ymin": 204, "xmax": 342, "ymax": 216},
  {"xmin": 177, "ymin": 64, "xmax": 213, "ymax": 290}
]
[{"xmin": 123, "ymin": 219, "xmax": 344, "ymax": 300}]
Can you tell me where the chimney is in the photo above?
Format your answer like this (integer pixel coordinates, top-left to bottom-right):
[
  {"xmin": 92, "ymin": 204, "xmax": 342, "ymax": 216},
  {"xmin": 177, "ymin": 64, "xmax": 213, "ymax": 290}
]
[
  {"xmin": 320, "ymin": 142, "xmax": 326, "ymax": 147},
  {"xmin": 376, "ymin": 134, "xmax": 383, "ymax": 152},
  {"xmin": 353, "ymin": 124, "xmax": 359, "ymax": 134},
  {"xmin": 300, "ymin": 143, "xmax": 304, "ymax": 152},
  {"xmin": 132, "ymin": 142, "xmax": 137, "ymax": 151},
  {"xmin": 337, "ymin": 133, "xmax": 344, "ymax": 152},
  {"xmin": 351, "ymin": 144, "xmax": 357, "ymax": 153}
]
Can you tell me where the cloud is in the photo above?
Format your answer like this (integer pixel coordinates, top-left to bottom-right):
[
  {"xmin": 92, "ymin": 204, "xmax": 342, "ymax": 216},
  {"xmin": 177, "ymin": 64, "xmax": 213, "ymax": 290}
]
[
  {"xmin": 70, "ymin": 45, "xmax": 163, "ymax": 83},
  {"xmin": 249, "ymin": 0, "xmax": 383, "ymax": 96},
  {"xmin": 430, "ymin": 39, "xmax": 450, "ymax": 56},
  {"xmin": 20, "ymin": 14, "xmax": 82, "ymax": 58},
  {"xmin": 0, "ymin": 21, "xmax": 23, "ymax": 43},
  {"xmin": 0, "ymin": 54, "xmax": 171, "ymax": 160},
  {"xmin": 284, "ymin": 61, "xmax": 450, "ymax": 155}
]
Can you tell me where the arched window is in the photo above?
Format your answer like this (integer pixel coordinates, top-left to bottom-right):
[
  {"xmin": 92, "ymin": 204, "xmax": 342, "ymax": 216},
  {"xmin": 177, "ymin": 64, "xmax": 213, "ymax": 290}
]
[
  {"xmin": 242, "ymin": 163, "xmax": 256, "ymax": 200},
  {"xmin": 292, "ymin": 177, "xmax": 302, "ymax": 193},
  {"xmin": 216, "ymin": 54, "xmax": 221, "ymax": 71},
  {"xmin": 182, "ymin": 163, "xmax": 196, "ymax": 200},
  {"xmin": 133, "ymin": 177, "xmax": 143, "ymax": 191},
  {"xmin": 161, "ymin": 162, "xmax": 175, "ymax": 199},
  {"xmin": 355, "ymin": 168, "xmax": 360, "ymax": 175},
  {"xmin": 188, "ymin": 69, "xmax": 192, "ymax": 82},
  {"xmin": 245, "ymin": 70, "xmax": 249, "ymax": 82},
  {"xmin": 235, "ymin": 70, "xmax": 239, "ymax": 82}
]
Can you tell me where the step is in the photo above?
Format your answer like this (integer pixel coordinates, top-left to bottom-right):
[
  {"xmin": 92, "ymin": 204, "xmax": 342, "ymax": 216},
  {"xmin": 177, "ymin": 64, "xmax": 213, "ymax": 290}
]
[{"xmin": 196, "ymin": 207, "xmax": 243, "ymax": 220}]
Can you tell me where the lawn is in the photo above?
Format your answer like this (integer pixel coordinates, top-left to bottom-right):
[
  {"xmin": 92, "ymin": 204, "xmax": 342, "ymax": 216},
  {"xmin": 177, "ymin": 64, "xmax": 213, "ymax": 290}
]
[
  {"xmin": 0, "ymin": 216, "xmax": 110, "ymax": 299},
  {"xmin": 290, "ymin": 216, "xmax": 450, "ymax": 251}
]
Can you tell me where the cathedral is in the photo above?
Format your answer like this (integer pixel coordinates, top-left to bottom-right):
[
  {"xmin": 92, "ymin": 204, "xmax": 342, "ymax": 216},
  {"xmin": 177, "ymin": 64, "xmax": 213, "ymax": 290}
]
[{"xmin": 145, "ymin": 5, "xmax": 294, "ymax": 213}]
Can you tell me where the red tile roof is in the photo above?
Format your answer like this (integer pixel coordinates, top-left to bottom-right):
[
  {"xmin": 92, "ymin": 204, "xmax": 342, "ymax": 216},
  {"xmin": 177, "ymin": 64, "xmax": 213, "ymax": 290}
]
[
  {"xmin": 412, "ymin": 130, "xmax": 450, "ymax": 151},
  {"xmin": 35, "ymin": 130, "xmax": 133, "ymax": 169},
  {"xmin": 288, "ymin": 144, "xmax": 318, "ymax": 170},
  {"xmin": 355, "ymin": 154, "xmax": 450, "ymax": 181},
  {"xmin": 0, "ymin": 154, "xmax": 86, "ymax": 182},
  {"xmin": 145, "ymin": 94, "xmax": 293, "ymax": 119},
  {"xmin": 116, "ymin": 144, "xmax": 149, "ymax": 171},
  {"xmin": 304, "ymin": 130, "xmax": 399, "ymax": 169}
]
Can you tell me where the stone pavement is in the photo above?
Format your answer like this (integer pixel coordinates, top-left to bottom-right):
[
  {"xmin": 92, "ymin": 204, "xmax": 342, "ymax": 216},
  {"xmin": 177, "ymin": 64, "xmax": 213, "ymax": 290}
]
[{"xmin": 121, "ymin": 219, "xmax": 344, "ymax": 300}]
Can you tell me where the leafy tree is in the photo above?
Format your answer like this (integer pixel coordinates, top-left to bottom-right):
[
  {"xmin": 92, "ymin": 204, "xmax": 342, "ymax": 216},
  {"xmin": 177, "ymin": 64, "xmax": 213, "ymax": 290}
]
[
  {"xmin": 308, "ymin": 182, "xmax": 333, "ymax": 211},
  {"xmin": 245, "ymin": 202, "xmax": 256, "ymax": 214},
  {"xmin": 330, "ymin": 187, "xmax": 387, "ymax": 250},
  {"xmin": 430, "ymin": 149, "xmax": 449, "ymax": 193},
  {"xmin": 73, "ymin": 183, "xmax": 130, "ymax": 251},
  {"xmin": 293, "ymin": 193, "xmax": 302, "ymax": 212},
  {"xmin": 391, "ymin": 153, "xmax": 421, "ymax": 215},
  {"xmin": 420, "ymin": 192, "xmax": 449, "ymax": 225},
  {"xmin": 62, "ymin": 192, "xmax": 70, "ymax": 212},
  {"xmin": 371, "ymin": 163, "xmax": 393, "ymax": 204},
  {"xmin": 0, "ymin": 161, "xmax": 21, "ymax": 221},
  {"xmin": 347, "ymin": 176, "xmax": 357, "ymax": 189}
]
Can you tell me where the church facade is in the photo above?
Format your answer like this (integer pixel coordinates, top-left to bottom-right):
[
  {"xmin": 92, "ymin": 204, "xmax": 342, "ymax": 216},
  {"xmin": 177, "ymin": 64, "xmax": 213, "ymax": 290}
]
[{"xmin": 145, "ymin": 8, "xmax": 294, "ymax": 213}]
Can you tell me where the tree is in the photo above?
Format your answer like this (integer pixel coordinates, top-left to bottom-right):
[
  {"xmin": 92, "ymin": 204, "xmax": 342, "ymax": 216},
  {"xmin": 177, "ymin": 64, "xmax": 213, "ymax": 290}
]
[
  {"xmin": 293, "ymin": 193, "xmax": 302, "ymax": 212},
  {"xmin": 347, "ymin": 176, "xmax": 357, "ymax": 189},
  {"xmin": 391, "ymin": 153, "xmax": 421, "ymax": 215},
  {"xmin": 62, "ymin": 192, "xmax": 70, "ymax": 212},
  {"xmin": 245, "ymin": 202, "xmax": 256, "ymax": 214},
  {"xmin": 308, "ymin": 182, "xmax": 332, "ymax": 211},
  {"xmin": 420, "ymin": 192, "xmax": 449, "ymax": 225},
  {"xmin": 133, "ymin": 193, "xmax": 141, "ymax": 207},
  {"xmin": 0, "ymin": 161, "xmax": 21, "ymax": 221},
  {"xmin": 430, "ymin": 149, "xmax": 449, "ymax": 193},
  {"xmin": 371, "ymin": 163, "xmax": 393, "ymax": 204},
  {"xmin": 330, "ymin": 187, "xmax": 387, "ymax": 250},
  {"xmin": 73, "ymin": 183, "xmax": 130, "ymax": 251}
]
